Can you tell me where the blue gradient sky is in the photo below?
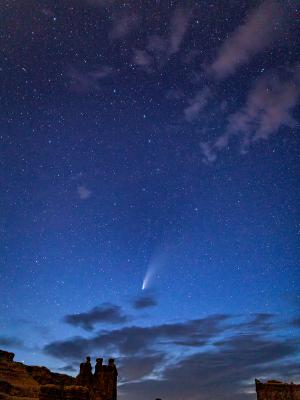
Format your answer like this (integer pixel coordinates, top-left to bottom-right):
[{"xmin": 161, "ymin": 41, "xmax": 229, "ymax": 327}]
[{"xmin": 1, "ymin": 1, "xmax": 300, "ymax": 399}]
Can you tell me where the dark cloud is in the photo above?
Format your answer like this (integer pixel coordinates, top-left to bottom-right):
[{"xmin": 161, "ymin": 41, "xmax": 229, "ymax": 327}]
[
  {"xmin": 57, "ymin": 364, "xmax": 77, "ymax": 373},
  {"xmin": 44, "ymin": 314, "xmax": 300, "ymax": 399},
  {"xmin": 133, "ymin": 295, "xmax": 157, "ymax": 309},
  {"xmin": 0, "ymin": 336, "xmax": 24, "ymax": 348},
  {"xmin": 118, "ymin": 353, "xmax": 165, "ymax": 382},
  {"xmin": 45, "ymin": 314, "xmax": 228, "ymax": 360},
  {"xmin": 63, "ymin": 304, "xmax": 128, "ymax": 331},
  {"xmin": 120, "ymin": 334, "xmax": 300, "ymax": 400},
  {"xmin": 44, "ymin": 336, "xmax": 88, "ymax": 361},
  {"xmin": 292, "ymin": 317, "xmax": 300, "ymax": 328},
  {"xmin": 233, "ymin": 313, "xmax": 276, "ymax": 333}
]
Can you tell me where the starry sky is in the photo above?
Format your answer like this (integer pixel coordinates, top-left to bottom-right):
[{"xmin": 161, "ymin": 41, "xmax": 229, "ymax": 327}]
[{"xmin": 1, "ymin": 0, "xmax": 300, "ymax": 399}]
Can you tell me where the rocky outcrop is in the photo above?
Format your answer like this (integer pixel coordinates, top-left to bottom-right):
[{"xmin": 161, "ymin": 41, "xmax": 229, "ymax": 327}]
[
  {"xmin": 38, "ymin": 384, "xmax": 89, "ymax": 400},
  {"xmin": 0, "ymin": 350, "xmax": 117, "ymax": 400},
  {"xmin": 256, "ymin": 379, "xmax": 300, "ymax": 400},
  {"xmin": 0, "ymin": 350, "xmax": 40, "ymax": 400}
]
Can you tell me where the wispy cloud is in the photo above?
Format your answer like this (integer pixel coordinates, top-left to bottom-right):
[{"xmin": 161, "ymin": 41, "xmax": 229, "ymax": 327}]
[
  {"xmin": 133, "ymin": 8, "xmax": 191, "ymax": 71},
  {"xmin": 110, "ymin": 11, "xmax": 141, "ymax": 41},
  {"xmin": 66, "ymin": 66, "xmax": 112, "ymax": 93},
  {"xmin": 87, "ymin": 0, "xmax": 116, "ymax": 7},
  {"xmin": 184, "ymin": 87, "xmax": 212, "ymax": 122},
  {"xmin": 132, "ymin": 49, "xmax": 153, "ymax": 72},
  {"xmin": 77, "ymin": 185, "xmax": 92, "ymax": 200},
  {"xmin": 200, "ymin": 142, "xmax": 217, "ymax": 163},
  {"xmin": 201, "ymin": 68, "xmax": 300, "ymax": 162},
  {"xmin": 229, "ymin": 73, "xmax": 299, "ymax": 143},
  {"xmin": 168, "ymin": 8, "xmax": 191, "ymax": 56},
  {"xmin": 148, "ymin": 7, "xmax": 190, "ymax": 59},
  {"xmin": 210, "ymin": 0, "xmax": 284, "ymax": 79}
]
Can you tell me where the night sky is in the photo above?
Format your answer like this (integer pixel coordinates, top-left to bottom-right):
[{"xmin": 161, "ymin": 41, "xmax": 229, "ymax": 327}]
[{"xmin": 1, "ymin": 1, "xmax": 300, "ymax": 399}]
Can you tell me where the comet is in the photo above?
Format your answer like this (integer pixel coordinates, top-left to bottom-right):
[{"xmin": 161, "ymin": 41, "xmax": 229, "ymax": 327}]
[
  {"xmin": 141, "ymin": 250, "xmax": 167, "ymax": 290},
  {"xmin": 142, "ymin": 266, "xmax": 156, "ymax": 290}
]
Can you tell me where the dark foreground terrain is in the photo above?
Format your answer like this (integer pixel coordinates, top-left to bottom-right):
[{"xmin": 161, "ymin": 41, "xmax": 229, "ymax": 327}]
[{"xmin": 0, "ymin": 350, "xmax": 116, "ymax": 400}]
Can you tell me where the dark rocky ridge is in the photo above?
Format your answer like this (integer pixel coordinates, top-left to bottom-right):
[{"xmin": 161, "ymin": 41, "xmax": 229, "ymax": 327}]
[
  {"xmin": 256, "ymin": 379, "xmax": 300, "ymax": 400},
  {"xmin": 0, "ymin": 350, "xmax": 117, "ymax": 400}
]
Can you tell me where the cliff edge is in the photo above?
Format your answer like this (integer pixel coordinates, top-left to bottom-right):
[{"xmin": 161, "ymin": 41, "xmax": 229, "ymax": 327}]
[{"xmin": 0, "ymin": 350, "xmax": 117, "ymax": 400}]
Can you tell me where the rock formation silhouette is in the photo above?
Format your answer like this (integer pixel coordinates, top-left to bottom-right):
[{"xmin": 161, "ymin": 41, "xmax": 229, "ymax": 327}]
[
  {"xmin": 255, "ymin": 379, "xmax": 300, "ymax": 400},
  {"xmin": 0, "ymin": 349, "xmax": 117, "ymax": 400}
]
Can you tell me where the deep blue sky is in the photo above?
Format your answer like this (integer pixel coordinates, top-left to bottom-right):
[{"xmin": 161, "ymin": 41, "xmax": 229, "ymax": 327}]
[{"xmin": 1, "ymin": 1, "xmax": 300, "ymax": 399}]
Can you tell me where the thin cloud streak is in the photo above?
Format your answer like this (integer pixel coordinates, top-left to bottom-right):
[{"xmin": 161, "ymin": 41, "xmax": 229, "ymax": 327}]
[
  {"xmin": 66, "ymin": 66, "xmax": 113, "ymax": 93},
  {"xmin": 110, "ymin": 11, "xmax": 141, "ymax": 40},
  {"xmin": 133, "ymin": 8, "xmax": 191, "ymax": 71},
  {"xmin": 77, "ymin": 185, "xmax": 92, "ymax": 200},
  {"xmin": 210, "ymin": 0, "xmax": 284, "ymax": 79},
  {"xmin": 200, "ymin": 69, "xmax": 300, "ymax": 162},
  {"xmin": 184, "ymin": 87, "xmax": 212, "ymax": 122}
]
